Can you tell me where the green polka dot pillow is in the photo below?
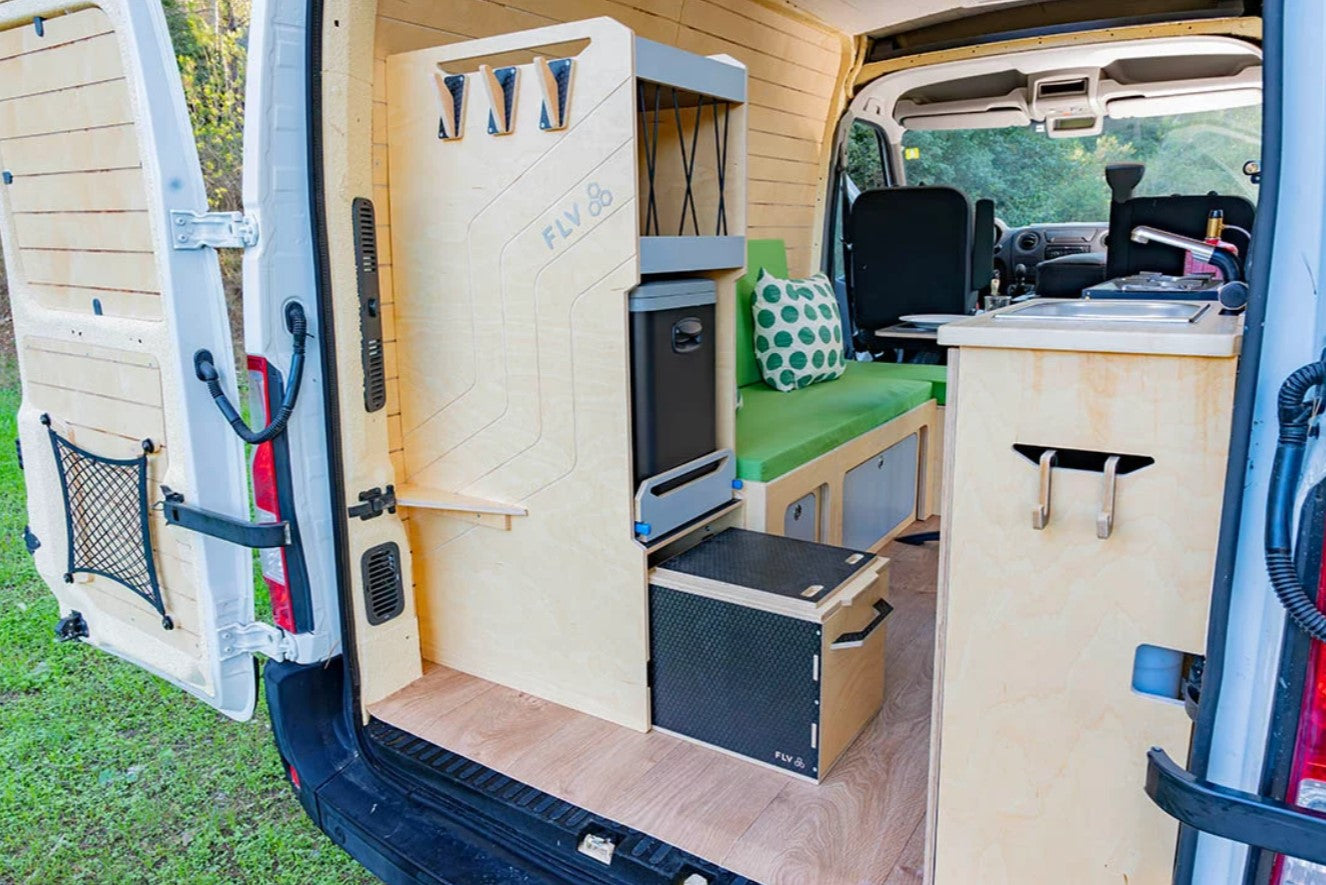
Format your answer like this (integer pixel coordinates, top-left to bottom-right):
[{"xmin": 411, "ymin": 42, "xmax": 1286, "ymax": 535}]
[{"xmin": 750, "ymin": 270, "xmax": 845, "ymax": 392}]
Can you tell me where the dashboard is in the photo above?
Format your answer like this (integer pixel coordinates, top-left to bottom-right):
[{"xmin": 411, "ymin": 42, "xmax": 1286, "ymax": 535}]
[{"xmin": 993, "ymin": 221, "xmax": 1108, "ymax": 282}]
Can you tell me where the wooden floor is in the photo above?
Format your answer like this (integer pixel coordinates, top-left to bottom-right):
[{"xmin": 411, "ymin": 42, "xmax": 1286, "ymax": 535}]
[{"xmin": 371, "ymin": 520, "xmax": 939, "ymax": 884}]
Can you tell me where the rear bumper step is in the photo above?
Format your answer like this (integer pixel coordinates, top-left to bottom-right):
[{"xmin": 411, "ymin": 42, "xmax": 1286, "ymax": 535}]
[{"xmin": 265, "ymin": 659, "xmax": 747, "ymax": 884}]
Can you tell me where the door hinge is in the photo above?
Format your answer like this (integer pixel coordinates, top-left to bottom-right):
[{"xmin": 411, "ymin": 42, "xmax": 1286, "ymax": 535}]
[
  {"xmin": 348, "ymin": 485, "xmax": 397, "ymax": 521},
  {"xmin": 218, "ymin": 621, "xmax": 295, "ymax": 661},
  {"xmin": 55, "ymin": 610, "xmax": 88, "ymax": 642},
  {"xmin": 169, "ymin": 210, "xmax": 259, "ymax": 250}
]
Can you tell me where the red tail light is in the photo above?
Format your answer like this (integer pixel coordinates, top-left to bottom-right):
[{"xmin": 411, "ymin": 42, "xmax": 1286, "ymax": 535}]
[
  {"xmin": 1273, "ymin": 525, "xmax": 1326, "ymax": 883},
  {"xmin": 247, "ymin": 355, "xmax": 295, "ymax": 633}
]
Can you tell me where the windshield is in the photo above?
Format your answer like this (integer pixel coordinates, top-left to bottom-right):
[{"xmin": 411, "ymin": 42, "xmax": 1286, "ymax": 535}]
[{"xmin": 897, "ymin": 106, "xmax": 1261, "ymax": 227}]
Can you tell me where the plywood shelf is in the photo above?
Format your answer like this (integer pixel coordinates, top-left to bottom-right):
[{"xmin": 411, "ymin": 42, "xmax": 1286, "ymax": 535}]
[
  {"xmin": 639, "ymin": 236, "xmax": 745, "ymax": 274},
  {"xmin": 395, "ymin": 484, "xmax": 528, "ymax": 530}
]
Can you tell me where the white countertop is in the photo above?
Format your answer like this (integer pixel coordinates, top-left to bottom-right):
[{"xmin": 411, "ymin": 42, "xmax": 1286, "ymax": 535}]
[{"xmin": 937, "ymin": 298, "xmax": 1243, "ymax": 358}]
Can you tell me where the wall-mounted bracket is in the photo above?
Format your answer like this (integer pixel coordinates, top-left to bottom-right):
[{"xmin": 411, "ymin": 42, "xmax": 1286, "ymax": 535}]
[
  {"xmin": 481, "ymin": 64, "xmax": 518, "ymax": 135},
  {"xmin": 434, "ymin": 71, "xmax": 466, "ymax": 140},
  {"xmin": 536, "ymin": 57, "xmax": 573, "ymax": 130},
  {"xmin": 169, "ymin": 210, "xmax": 259, "ymax": 250}
]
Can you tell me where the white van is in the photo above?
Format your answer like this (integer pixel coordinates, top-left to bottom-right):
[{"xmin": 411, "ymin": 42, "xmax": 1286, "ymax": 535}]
[{"xmin": 2, "ymin": 0, "xmax": 1325, "ymax": 882}]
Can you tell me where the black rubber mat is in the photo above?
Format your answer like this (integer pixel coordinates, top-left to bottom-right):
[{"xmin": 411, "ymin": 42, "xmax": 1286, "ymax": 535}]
[{"xmin": 653, "ymin": 527, "xmax": 873, "ymax": 603}]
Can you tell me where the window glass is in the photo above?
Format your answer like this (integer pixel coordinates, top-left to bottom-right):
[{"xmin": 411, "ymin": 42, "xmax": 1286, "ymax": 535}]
[
  {"xmin": 898, "ymin": 105, "xmax": 1260, "ymax": 227},
  {"xmin": 846, "ymin": 121, "xmax": 886, "ymax": 190},
  {"xmin": 830, "ymin": 121, "xmax": 887, "ymax": 280}
]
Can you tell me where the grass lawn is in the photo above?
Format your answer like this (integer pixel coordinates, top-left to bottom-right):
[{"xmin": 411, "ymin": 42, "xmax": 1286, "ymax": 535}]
[{"xmin": 0, "ymin": 366, "xmax": 375, "ymax": 884}]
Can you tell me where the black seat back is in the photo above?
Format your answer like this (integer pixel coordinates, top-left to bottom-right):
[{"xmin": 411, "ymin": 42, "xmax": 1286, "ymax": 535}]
[
  {"xmin": 846, "ymin": 186, "xmax": 975, "ymax": 339},
  {"xmin": 971, "ymin": 198, "xmax": 995, "ymax": 294},
  {"xmin": 1107, "ymin": 194, "xmax": 1255, "ymax": 278}
]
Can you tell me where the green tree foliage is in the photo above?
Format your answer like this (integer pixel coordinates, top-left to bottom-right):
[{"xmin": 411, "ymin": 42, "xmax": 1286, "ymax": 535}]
[
  {"xmin": 893, "ymin": 106, "xmax": 1260, "ymax": 226},
  {"xmin": 164, "ymin": 0, "xmax": 249, "ymax": 211},
  {"xmin": 164, "ymin": 0, "xmax": 251, "ymax": 349}
]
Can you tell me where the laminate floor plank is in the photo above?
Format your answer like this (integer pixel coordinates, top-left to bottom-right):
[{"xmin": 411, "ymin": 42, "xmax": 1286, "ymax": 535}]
[
  {"xmin": 504, "ymin": 711, "xmax": 683, "ymax": 812},
  {"xmin": 884, "ymin": 819, "xmax": 926, "ymax": 885},
  {"xmin": 370, "ymin": 519, "xmax": 941, "ymax": 883},
  {"xmin": 721, "ymin": 527, "xmax": 937, "ymax": 883}
]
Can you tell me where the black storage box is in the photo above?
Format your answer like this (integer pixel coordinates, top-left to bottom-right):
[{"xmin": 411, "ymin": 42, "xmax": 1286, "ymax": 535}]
[
  {"xmin": 649, "ymin": 528, "xmax": 890, "ymax": 781},
  {"xmin": 629, "ymin": 279, "xmax": 717, "ymax": 485}
]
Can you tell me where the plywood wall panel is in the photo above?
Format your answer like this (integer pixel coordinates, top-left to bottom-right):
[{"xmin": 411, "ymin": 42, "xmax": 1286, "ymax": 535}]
[
  {"xmin": 0, "ymin": 78, "xmax": 135, "ymax": 138},
  {"xmin": 0, "ymin": 6, "xmax": 113, "ymax": 60},
  {"xmin": 0, "ymin": 124, "xmax": 141, "ymax": 175}
]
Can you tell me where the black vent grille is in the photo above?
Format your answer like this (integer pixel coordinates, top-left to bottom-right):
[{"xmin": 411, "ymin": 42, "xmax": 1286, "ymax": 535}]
[
  {"xmin": 352, "ymin": 197, "xmax": 387, "ymax": 413},
  {"xmin": 362, "ymin": 541, "xmax": 404, "ymax": 625}
]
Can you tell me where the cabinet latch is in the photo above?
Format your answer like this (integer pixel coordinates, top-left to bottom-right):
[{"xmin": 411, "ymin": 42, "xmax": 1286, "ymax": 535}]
[
  {"xmin": 1182, "ymin": 655, "xmax": 1205, "ymax": 722},
  {"xmin": 348, "ymin": 485, "xmax": 397, "ymax": 521},
  {"xmin": 169, "ymin": 210, "xmax": 259, "ymax": 250}
]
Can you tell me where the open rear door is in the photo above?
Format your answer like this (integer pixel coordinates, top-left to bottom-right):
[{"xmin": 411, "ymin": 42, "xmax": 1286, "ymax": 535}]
[{"xmin": 0, "ymin": 2, "xmax": 257, "ymax": 719}]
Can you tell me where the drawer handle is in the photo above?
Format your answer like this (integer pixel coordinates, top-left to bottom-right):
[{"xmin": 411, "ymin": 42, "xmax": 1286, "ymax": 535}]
[
  {"xmin": 1097, "ymin": 454, "xmax": 1121, "ymax": 539},
  {"xmin": 830, "ymin": 599, "xmax": 893, "ymax": 649},
  {"xmin": 1032, "ymin": 448, "xmax": 1057, "ymax": 530}
]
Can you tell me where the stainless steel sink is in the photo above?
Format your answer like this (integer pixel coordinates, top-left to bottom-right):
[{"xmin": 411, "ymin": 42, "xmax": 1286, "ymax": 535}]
[{"xmin": 994, "ymin": 299, "xmax": 1209, "ymax": 324}]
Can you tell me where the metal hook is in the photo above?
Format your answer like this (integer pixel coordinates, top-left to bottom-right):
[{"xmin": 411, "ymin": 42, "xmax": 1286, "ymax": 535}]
[
  {"xmin": 1097, "ymin": 455, "xmax": 1121, "ymax": 539},
  {"xmin": 1032, "ymin": 449, "xmax": 1057, "ymax": 530}
]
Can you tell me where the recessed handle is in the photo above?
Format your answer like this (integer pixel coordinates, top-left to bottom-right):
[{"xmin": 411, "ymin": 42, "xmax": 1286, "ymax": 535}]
[
  {"xmin": 1032, "ymin": 448, "xmax": 1057, "ymax": 530},
  {"xmin": 1097, "ymin": 454, "xmax": 1120, "ymax": 539},
  {"xmin": 830, "ymin": 599, "xmax": 893, "ymax": 649},
  {"xmin": 671, "ymin": 317, "xmax": 704, "ymax": 353}
]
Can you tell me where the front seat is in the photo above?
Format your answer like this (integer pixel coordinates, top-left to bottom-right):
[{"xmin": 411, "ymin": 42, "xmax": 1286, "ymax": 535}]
[
  {"xmin": 846, "ymin": 186, "xmax": 984, "ymax": 352},
  {"xmin": 1103, "ymin": 163, "xmax": 1255, "ymax": 278},
  {"xmin": 1035, "ymin": 252, "xmax": 1106, "ymax": 298}
]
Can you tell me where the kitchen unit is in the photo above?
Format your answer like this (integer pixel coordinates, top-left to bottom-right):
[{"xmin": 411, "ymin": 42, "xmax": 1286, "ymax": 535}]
[{"xmin": 928, "ymin": 300, "xmax": 1242, "ymax": 883}]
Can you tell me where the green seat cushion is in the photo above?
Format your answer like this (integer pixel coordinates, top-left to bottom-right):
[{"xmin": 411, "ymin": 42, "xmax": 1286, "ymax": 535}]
[
  {"xmin": 736, "ymin": 362, "xmax": 933, "ymax": 482},
  {"xmin": 853, "ymin": 362, "xmax": 948, "ymax": 405},
  {"xmin": 737, "ymin": 239, "xmax": 790, "ymax": 388}
]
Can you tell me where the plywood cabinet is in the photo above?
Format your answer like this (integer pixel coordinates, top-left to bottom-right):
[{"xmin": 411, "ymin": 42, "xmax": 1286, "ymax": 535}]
[
  {"xmin": 383, "ymin": 19, "xmax": 747, "ymax": 730},
  {"xmin": 927, "ymin": 305, "xmax": 1241, "ymax": 883}
]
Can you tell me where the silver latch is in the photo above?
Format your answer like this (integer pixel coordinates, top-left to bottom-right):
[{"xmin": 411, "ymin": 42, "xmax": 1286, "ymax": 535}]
[
  {"xmin": 217, "ymin": 621, "xmax": 294, "ymax": 661},
  {"xmin": 170, "ymin": 210, "xmax": 259, "ymax": 250},
  {"xmin": 576, "ymin": 832, "xmax": 616, "ymax": 865}
]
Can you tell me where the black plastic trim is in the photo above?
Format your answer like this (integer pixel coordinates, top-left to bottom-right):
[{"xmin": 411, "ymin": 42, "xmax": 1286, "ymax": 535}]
[
  {"xmin": 1147, "ymin": 748, "xmax": 1326, "ymax": 867},
  {"xmin": 351, "ymin": 196, "xmax": 387, "ymax": 413},
  {"xmin": 864, "ymin": 6, "xmax": 1252, "ymax": 64},
  {"xmin": 368, "ymin": 717, "xmax": 754, "ymax": 884}
]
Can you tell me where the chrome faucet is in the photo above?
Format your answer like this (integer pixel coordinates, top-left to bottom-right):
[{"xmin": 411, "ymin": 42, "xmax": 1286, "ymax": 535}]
[{"xmin": 1130, "ymin": 225, "xmax": 1243, "ymax": 283}]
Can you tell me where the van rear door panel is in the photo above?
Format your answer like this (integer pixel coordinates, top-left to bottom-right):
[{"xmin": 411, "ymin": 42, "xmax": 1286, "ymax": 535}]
[{"xmin": 0, "ymin": 2, "xmax": 256, "ymax": 719}]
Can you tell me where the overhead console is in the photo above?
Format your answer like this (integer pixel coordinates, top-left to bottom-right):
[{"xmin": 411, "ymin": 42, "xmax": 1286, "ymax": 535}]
[
  {"xmin": 863, "ymin": 35, "xmax": 1262, "ymax": 141},
  {"xmin": 1029, "ymin": 68, "xmax": 1103, "ymax": 137}
]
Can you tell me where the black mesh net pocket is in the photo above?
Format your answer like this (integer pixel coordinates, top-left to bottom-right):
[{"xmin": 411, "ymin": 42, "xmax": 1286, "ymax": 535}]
[{"xmin": 46, "ymin": 420, "xmax": 170, "ymax": 630}]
